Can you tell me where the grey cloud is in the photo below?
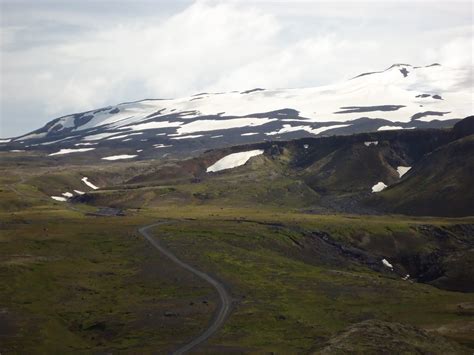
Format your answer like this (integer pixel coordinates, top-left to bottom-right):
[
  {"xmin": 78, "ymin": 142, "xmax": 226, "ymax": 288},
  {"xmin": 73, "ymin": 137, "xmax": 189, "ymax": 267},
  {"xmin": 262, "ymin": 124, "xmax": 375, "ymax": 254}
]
[{"xmin": 1, "ymin": 0, "xmax": 472, "ymax": 137}]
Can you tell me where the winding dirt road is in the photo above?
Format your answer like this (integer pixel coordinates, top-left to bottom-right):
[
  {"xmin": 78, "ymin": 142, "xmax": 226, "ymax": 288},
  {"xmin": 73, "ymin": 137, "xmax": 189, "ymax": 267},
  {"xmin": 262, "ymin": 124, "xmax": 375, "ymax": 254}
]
[{"xmin": 138, "ymin": 222, "xmax": 232, "ymax": 354}]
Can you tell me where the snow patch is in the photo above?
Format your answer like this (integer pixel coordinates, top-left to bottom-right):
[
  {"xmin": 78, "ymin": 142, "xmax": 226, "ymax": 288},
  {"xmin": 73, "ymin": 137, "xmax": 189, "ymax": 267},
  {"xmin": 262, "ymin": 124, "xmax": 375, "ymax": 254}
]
[
  {"xmin": 17, "ymin": 132, "xmax": 47, "ymax": 140},
  {"xmin": 106, "ymin": 134, "xmax": 129, "ymax": 140},
  {"xmin": 74, "ymin": 190, "xmax": 85, "ymax": 195},
  {"xmin": 51, "ymin": 196, "xmax": 67, "ymax": 202},
  {"xmin": 377, "ymin": 126, "xmax": 404, "ymax": 131},
  {"xmin": 40, "ymin": 137, "xmax": 76, "ymax": 145},
  {"xmin": 207, "ymin": 150, "xmax": 264, "ymax": 173},
  {"xmin": 382, "ymin": 259, "xmax": 393, "ymax": 269},
  {"xmin": 120, "ymin": 121, "xmax": 183, "ymax": 131},
  {"xmin": 83, "ymin": 132, "xmax": 118, "ymax": 141},
  {"xmin": 107, "ymin": 132, "xmax": 143, "ymax": 140},
  {"xmin": 61, "ymin": 192, "xmax": 73, "ymax": 198},
  {"xmin": 371, "ymin": 182, "xmax": 387, "ymax": 193},
  {"xmin": 48, "ymin": 148, "xmax": 95, "ymax": 156},
  {"xmin": 0, "ymin": 138, "xmax": 11, "ymax": 143},
  {"xmin": 171, "ymin": 135, "xmax": 204, "ymax": 140},
  {"xmin": 241, "ymin": 132, "xmax": 259, "ymax": 136},
  {"xmin": 397, "ymin": 166, "xmax": 411, "ymax": 178},
  {"xmin": 81, "ymin": 177, "xmax": 99, "ymax": 190},
  {"xmin": 177, "ymin": 117, "xmax": 275, "ymax": 135},
  {"xmin": 153, "ymin": 144, "xmax": 172, "ymax": 148},
  {"xmin": 266, "ymin": 124, "xmax": 350, "ymax": 136},
  {"xmin": 9, "ymin": 150, "xmax": 25, "ymax": 152},
  {"xmin": 101, "ymin": 154, "xmax": 137, "ymax": 161},
  {"xmin": 75, "ymin": 142, "xmax": 97, "ymax": 146},
  {"xmin": 364, "ymin": 141, "xmax": 378, "ymax": 146}
]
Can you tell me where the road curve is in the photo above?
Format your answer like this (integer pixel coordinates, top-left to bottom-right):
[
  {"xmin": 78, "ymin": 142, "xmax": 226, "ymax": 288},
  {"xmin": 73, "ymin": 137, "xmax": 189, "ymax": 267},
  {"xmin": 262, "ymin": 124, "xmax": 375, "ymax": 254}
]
[{"xmin": 138, "ymin": 222, "xmax": 232, "ymax": 355}]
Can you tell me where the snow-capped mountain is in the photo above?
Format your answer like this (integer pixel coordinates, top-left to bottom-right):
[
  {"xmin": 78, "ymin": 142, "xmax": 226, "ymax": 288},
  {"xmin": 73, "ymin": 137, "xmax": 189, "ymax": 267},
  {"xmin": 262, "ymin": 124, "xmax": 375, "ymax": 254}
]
[{"xmin": 2, "ymin": 63, "xmax": 471, "ymax": 159}]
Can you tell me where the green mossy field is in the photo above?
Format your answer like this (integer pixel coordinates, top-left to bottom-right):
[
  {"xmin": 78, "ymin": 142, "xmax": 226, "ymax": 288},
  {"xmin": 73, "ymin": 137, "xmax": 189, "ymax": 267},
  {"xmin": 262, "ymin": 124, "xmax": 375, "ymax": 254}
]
[{"xmin": 1, "ymin": 154, "xmax": 473, "ymax": 353}]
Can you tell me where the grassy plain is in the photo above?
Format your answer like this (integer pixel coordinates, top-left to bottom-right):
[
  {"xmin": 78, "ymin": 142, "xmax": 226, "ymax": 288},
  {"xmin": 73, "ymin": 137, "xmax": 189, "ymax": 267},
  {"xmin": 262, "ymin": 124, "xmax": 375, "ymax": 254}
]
[{"xmin": 1, "ymin": 157, "xmax": 473, "ymax": 353}]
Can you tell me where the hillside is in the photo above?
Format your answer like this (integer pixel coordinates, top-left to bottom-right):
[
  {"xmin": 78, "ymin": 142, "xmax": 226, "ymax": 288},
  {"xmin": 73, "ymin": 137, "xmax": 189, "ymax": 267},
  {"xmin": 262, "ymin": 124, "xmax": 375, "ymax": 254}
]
[
  {"xmin": 3, "ymin": 117, "xmax": 472, "ymax": 217},
  {"xmin": 1, "ymin": 119, "xmax": 473, "ymax": 353},
  {"xmin": 373, "ymin": 134, "xmax": 474, "ymax": 217}
]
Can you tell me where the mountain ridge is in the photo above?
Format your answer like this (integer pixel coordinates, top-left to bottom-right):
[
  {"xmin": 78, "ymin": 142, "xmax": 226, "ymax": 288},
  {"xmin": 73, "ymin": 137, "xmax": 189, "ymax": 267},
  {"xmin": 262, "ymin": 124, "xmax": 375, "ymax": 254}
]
[{"xmin": 1, "ymin": 63, "xmax": 470, "ymax": 162}]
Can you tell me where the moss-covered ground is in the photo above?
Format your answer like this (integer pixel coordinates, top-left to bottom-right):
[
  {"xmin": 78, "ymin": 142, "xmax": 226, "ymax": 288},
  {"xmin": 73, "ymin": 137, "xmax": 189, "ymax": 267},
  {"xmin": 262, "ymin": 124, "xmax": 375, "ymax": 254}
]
[{"xmin": 1, "ymin": 161, "xmax": 473, "ymax": 353}]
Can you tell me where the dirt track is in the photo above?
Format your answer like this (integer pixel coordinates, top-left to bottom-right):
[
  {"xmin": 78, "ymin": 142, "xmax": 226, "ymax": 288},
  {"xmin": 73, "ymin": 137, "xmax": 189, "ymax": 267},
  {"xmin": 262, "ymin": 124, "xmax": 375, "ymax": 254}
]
[{"xmin": 138, "ymin": 221, "xmax": 232, "ymax": 354}]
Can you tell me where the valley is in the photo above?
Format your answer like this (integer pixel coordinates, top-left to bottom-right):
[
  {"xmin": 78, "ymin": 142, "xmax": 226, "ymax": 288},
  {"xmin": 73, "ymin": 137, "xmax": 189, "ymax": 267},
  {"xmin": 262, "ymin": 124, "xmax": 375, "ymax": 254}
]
[
  {"xmin": 1, "ymin": 117, "xmax": 473, "ymax": 353},
  {"xmin": 2, "ymin": 0, "xmax": 472, "ymax": 351}
]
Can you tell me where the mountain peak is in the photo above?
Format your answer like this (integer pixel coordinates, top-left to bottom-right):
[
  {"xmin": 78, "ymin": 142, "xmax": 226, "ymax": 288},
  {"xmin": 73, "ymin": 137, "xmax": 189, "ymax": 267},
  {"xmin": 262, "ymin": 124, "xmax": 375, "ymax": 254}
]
[
  {"xmin": 1, "ymin": 63, "xmax": 470, "ymax": 161},
  {"xmin": 387, "ymin": 63, "xmax": 412, "ymax": 69}
]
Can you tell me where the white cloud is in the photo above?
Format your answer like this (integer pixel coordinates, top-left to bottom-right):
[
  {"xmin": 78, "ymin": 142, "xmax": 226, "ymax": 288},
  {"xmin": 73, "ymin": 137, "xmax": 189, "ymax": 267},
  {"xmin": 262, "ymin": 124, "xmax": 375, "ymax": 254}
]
[
  {"xmin": 1, "ymin": 0, "xmax": 472, "ymax": 137},
  {"xmin": 424, "ymin": 35, "xmax": 473, "ymax": 68}
]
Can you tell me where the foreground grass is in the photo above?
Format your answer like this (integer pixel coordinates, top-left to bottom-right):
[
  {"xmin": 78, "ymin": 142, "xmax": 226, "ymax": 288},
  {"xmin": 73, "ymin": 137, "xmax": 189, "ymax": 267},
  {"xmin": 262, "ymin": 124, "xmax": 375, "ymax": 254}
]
[
  {"xmin": 1, "ymin": 164, "xmax": 473, "ymax": 353},
  {"xmin": 0, "ymin": 205, "xmax": 216, "ymax": 353},
  {"xmin": 150, "ymin": 218, "xmax": 474, "ymax": 353}
]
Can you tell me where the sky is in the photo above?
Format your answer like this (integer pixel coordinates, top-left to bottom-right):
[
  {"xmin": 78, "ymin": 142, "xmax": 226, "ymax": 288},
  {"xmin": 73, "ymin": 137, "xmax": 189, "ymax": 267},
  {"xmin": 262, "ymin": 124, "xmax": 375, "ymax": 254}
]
[{"xmin": 0, "ymin": 0, "xmax": 472, "ymax": 137}]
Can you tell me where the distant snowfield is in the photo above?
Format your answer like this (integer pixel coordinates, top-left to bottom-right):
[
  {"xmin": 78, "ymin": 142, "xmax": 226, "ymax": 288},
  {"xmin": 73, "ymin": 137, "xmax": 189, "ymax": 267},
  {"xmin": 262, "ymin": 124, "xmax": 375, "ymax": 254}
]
[
  {"xmin": 207, "ymin": 150, "xmax": 264, "ymax": 173},
  {"xmin": 0, "ymin": 138, "xmax": 11, "ymax": 143},
  {"xmin": 372, "ymin": 182, "xmax": 388, "ymax": 193},
  {"xmin": 14, "ymin": 64, "xmax": 472, "ymax": 143},
  {"xmin": 397, "ymin": 166, "xmax": 412, "ymax": 177},
  {"xmin": 101, "ymin": 154, "xmax": 137, "ymax": 161},
  {"xmin": 81, "ymin": 177, "xmax": 99, "ymax": 190},
  {"xmin": 49, "ymin": 148, "xmax": 95, "ymax": 156}
]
